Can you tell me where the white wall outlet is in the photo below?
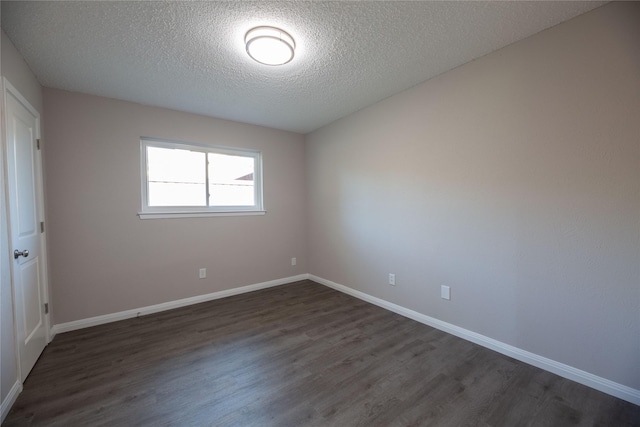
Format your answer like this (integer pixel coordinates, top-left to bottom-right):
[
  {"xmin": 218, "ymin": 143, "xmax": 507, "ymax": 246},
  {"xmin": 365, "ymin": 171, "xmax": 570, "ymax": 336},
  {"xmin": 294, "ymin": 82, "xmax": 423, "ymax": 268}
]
[
  {"xmin": 441, "ymin": 285, "xmax": 451, "ymax": 300},
  {"xmin": 199, "ymin": 268, "xmax": 206, "ymax": 279},
  {"xmin": 291, "ymin": 257, "xmax": 297, "ymax": 266},
  {"xmin": 389, "ymin": 273, "xmax": 396, "ymax": 286}
]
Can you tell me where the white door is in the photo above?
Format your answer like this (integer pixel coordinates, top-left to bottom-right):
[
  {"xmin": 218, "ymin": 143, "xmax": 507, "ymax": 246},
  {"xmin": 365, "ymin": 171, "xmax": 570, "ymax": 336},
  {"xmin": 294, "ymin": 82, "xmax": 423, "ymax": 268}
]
[{"xmin": 4, "ymin": 80, "xmax": 48, "ymax": 381}]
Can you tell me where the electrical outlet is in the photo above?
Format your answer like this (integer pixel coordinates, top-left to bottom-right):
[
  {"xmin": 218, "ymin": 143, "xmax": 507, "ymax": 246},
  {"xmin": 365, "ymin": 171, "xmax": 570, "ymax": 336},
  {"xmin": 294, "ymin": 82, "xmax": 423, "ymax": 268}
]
[
  {"xmin": 291, "ymin": 257, "xmax": 297, "ymax": 266},
  {"xmin": 199, "ymin": 268, "xmax": 206, "ymax": 279},
  {"xmin": 441, "ymin": 285, "xmax": 451, "ymax": 300},
  {"xmin": 389, "ymin": 273, "xmax": 396, "ymax": 286}
]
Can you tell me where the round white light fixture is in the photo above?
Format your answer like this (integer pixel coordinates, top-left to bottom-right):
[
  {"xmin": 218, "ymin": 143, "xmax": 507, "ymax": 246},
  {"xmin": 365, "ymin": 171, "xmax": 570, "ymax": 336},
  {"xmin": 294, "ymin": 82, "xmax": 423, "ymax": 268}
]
[{"xmin": 245, "ymin": 26, "xmax": 295, "ymax": 66}]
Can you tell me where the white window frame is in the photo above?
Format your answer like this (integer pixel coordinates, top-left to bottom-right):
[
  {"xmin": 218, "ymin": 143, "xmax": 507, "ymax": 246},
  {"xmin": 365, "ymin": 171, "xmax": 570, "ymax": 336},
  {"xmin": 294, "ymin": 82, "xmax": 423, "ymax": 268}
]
[{"xmin": 138, "ymin": 137, "xmax": 264, "ymax": 219}]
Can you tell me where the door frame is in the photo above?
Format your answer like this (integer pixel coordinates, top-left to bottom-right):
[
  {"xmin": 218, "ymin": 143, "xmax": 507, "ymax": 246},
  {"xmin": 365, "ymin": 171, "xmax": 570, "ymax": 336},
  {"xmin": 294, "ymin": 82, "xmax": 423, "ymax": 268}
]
[{"xmin": 2, "ymin": 77, "xmax": 51, "ymax": 382}]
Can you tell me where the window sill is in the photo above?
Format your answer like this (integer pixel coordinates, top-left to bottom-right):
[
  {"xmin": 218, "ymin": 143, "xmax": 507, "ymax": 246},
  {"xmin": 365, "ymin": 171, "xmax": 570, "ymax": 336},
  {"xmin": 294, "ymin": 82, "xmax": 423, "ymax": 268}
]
[{"xmin": 138, "ymin": 210, "xmax": 266, "ymax": 220}]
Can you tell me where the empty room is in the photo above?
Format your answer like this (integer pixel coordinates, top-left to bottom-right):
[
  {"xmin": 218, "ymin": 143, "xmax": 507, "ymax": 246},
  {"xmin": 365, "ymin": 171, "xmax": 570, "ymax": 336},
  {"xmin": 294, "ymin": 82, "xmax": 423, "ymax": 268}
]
[{"xmin": 1, "ymin": 1, "xmax": 639, "ymax": 425}]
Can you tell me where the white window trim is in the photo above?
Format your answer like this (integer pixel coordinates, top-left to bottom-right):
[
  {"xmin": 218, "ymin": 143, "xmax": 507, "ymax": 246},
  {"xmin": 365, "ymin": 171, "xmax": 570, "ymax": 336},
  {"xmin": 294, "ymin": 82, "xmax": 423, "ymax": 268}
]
[{"xmin": 138, "ymin": 137, "xmax": 265, "ymax": 219}]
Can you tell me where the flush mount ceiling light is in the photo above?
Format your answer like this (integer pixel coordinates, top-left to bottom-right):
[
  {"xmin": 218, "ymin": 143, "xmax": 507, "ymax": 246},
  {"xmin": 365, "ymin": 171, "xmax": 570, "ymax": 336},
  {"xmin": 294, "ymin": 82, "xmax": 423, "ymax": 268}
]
[{"xmin": 245, "ymin": 26, "xmax": 295, "ymax": 66}]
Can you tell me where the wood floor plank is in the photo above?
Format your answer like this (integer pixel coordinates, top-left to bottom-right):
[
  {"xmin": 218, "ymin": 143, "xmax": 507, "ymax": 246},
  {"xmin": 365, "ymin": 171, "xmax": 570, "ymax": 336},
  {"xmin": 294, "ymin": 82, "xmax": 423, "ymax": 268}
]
[{"xmin": 3, "ymin": 280, "xmax": 638, "ymax": 426}]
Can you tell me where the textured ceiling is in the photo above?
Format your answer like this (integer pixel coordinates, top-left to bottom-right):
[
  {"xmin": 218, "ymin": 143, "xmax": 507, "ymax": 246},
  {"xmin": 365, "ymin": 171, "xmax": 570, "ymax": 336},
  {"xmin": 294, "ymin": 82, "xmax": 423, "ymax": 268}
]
[{"xmin": 1, "ymin": 1, "xmax": 606, "ymax": 133}]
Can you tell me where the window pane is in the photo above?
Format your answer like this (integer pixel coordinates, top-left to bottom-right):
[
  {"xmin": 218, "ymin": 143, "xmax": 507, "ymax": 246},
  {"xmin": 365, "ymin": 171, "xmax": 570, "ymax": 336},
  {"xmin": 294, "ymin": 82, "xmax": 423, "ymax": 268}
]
[
  {"xmin": 147, "ymin": 146, "xmax": 206, "ymax": 206},
  {"xmin": 148, "ymin": 182, "xmax": 206, "ymax": 206},
  {"xmin": 208, "ymin": 153, "xmax": 255, "ymax": 206}
]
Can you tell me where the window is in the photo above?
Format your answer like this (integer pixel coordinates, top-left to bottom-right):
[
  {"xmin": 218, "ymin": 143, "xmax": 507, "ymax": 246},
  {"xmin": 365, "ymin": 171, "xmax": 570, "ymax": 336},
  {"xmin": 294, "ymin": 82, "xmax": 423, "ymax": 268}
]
[{"xmin": 139, "ymin": 138, "xmax": 264, "ymax": 219}]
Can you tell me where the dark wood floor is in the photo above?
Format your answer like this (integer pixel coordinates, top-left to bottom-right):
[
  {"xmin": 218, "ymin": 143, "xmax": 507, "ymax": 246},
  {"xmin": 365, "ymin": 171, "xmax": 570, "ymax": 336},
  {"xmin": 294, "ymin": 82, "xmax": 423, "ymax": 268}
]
[{"xmin": 4, "ymin": 280, "xmax": 639, "ymax": 426}]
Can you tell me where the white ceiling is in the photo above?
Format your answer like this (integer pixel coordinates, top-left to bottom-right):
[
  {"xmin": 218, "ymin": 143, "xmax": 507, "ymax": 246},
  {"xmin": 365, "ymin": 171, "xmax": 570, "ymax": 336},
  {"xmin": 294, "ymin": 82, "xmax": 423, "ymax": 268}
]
[{"xmin": 1, "ymin": 1, "xmax": 606, "ymax": 134}]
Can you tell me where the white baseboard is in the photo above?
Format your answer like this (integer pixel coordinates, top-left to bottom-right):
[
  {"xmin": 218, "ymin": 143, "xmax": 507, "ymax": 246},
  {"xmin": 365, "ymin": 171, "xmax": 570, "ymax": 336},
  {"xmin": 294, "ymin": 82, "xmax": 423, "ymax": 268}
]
[
  {"xmin": 309, "ymin": 274, "xmax": 640, "ymax": 406},
  {"xmin": 46, "ymin": 272, "xmax": 640, "ymax": 406},
  {"xmin": 1, "ymin": 380, "xmax": 22, "ymax": 423},
  {"xmin": 51, "ymin": 274, "xmax": 309, "ymax": 335}
]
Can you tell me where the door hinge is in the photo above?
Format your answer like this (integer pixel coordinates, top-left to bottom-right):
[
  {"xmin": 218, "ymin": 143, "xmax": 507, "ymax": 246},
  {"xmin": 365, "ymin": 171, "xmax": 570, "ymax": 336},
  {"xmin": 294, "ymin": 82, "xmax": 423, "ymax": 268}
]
[
  {"xmin": 44, "ymin": 303, "xmax": 49, "ymax": 314},
  {"xmin": 36, "ymin": 139, "xmax": 41, "ymax": 150},
  {"xmin": 40, "ymin": 222, "xmax": 45, "ymax": 233}
]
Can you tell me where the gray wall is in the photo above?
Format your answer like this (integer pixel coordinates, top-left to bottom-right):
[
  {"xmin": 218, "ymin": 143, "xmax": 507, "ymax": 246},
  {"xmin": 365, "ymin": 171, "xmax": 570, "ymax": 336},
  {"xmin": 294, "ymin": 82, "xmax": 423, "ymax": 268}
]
[
  {"xmin": 43, "ymin": 89, "xmax": 307, "ymax": 324},
  {"xmin": 306, "ymin": 2, "xmax": 640, "ymax": 390},
  {"xmin": 1, "ymin": 30, "xmax": 43, "ymax": 409}
]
